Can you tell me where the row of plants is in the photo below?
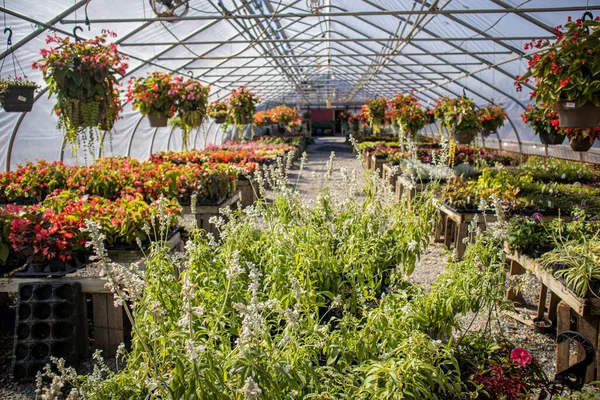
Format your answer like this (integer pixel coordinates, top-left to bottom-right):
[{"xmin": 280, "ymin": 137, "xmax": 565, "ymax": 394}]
[
  {"xmin": 253, "ymin": 105, "xmax": 302, "ymax": 131},
  {"xmin": 506, "ymin": 207, "xmax": 600, "ymax": 298},
  {"xmin": 442, "ymin": 166, "xmax": 600, "ymax": 214},
  {"xmin": 0, "ymin": 157, "xmax": 238, "ymax": 206},
  {"xmin": 35, "ymin": 153, "xmax": 570, "ymax": 399},
  {"xmin": 0, "ymin": 191, "xmax": 181, "ymax": 272},
  {"xmin": 0, "ymin": 137, "xmax": 304, "ymax": 206}
]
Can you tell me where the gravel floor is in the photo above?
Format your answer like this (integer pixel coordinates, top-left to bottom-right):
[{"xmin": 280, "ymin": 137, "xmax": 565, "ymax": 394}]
[{"xmin": 0, "ymin": 135, "xmax": 567, "ymax": 397}]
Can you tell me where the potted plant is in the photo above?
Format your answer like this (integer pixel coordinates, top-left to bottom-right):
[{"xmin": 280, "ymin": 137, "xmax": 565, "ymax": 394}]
[
  {"xmin": 362, "ymin": 97, "xmax": 388, "ymax": 135},
  {"xmin": 348, "ymin": 114, "xmax": 362, "ymax": 132},
  {"xmin": 518, "ymin": 14, "xmax": 600, "ymax": 128},
  {"xmin": 0, "ymin": 76, "xmax": 39, "ymax": 112},
  {"xmin": 389, "ymin": 94, "xmax": 427, "ymax": 138},
  {"xmin": 32, "ymin": 31, "xmax": 128, "ymax": 150},
  {"xmin": 521, "ymin": 103, "xmax": 566, "ymax": 145},
  {"xmin": 270, "ymin": 105, "xmax": 300, "ymax": 134},
  {"xmin": 127, "ymin": 72, "xmax": 181, "ymax": 127},
  {"xmin": 253, "ymin": 110, "xmax": 272, "ymax": 128},
  {"xmin": 175, "ymin": 77, "xmax": 210, "ymax": 148},
  {"xmin": 207, "ymin": 101, "xmax": 229, "ymax": 124},
  {"xmin": 478, "ymin": 103, "xmax": 507, "ymax": 137},
  {"xmin": 562, "ymin": 126, "xmax": 600, "ymax": 152},
  {"xmin": 227, "ymin": 86, "xmax": 259, "ymax": 126},
  {"xmin": 434, "ymin": 96, "xmax": 480, "ymax": 144}
]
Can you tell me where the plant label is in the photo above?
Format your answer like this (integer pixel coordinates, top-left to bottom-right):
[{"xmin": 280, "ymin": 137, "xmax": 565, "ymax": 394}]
[{"xmin": 17, "ymin": 96, "xmax": 27, "ymax": 102}]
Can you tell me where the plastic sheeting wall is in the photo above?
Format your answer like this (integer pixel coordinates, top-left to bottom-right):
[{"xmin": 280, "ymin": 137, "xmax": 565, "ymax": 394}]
[{"xmin": 0, "ymin": 0, "xmax": 599, "ymax": 170}]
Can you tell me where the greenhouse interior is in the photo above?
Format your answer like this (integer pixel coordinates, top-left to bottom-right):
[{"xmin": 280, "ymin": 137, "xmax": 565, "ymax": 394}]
[{"xmin": 1, "ymin": 0, "xmax": 600, "ymax": 398}]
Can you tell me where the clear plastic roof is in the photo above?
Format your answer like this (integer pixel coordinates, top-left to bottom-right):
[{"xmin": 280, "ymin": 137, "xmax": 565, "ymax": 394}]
[{"xmin": 1, "ymin": 0, "xmax": 599, "ymax": 170}]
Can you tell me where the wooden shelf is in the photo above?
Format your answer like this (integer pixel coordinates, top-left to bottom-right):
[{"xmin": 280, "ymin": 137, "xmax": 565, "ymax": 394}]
[{"xmin": 505, "ymin": 249, "xmax": 600, "ymax": 316}]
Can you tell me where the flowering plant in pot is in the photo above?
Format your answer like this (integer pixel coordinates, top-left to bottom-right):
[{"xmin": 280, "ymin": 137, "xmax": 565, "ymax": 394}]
[
  {"xmin": 207, "ymin": 100, "xmax": 229, "ymax": 124},
  {"xmin": 174, "ymin": 78, "xmax": 210, "ymax": 149},
  {"xmin": 561, "ymin": 126, "xmax": 600, "ymax": 151},
  {"xmin": 0, "ymin": 76, "xmax": 39, "ymax": 112},
  {"xmin": 389, "ymin": 93, "xmax": 427, "ymax": 137},
  {"xmin": 521, "ymin": 103, "xmax": 566, "ymax": 145},
  {"xmin": 127, "ymin": 72, "xmax": 181, "ymax": 127},
  {"xmin": 270, "ymin": 105, "xmax": 300, "ymax": 133},
  {"xmin": 348, "ymin": 114, "xmax": 362, "ymax": 132},
  {"xmin": 478, "ymin": 103, "xmax": 507, "ymax": 137},
  {"xmin": 518, "ymin": 14, "xmax": 600, "ymax": 128},
  {"xmin": 32, "ymin": 31, "xmax": 128, "ymax": 151},
  {"xmin": 253, "ymin": 110, "xmax": 272, "ymax": 128},
  {"xmin": 362, "ymin": 97, "xmax": 388, "ymax": 135},
  {"xmin": 227, "ymin": 86, "xmax": 259, "ymax": 126},
  {"xmin": 434, "ymin": 96, "xmax": 480, "ymax": 144}
]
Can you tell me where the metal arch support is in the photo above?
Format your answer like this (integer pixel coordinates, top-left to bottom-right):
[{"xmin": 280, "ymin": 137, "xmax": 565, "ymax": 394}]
[
  {"xmin": 126, "ymin": 115, "xmax": 146, "ymax": 157},
  {"xmin": 324, "ymin": 4, "xmax": 527, "ymax": 144},
  {"xmin": 149, "ymin": 126, "xmax": 160, "ymax": 155}
]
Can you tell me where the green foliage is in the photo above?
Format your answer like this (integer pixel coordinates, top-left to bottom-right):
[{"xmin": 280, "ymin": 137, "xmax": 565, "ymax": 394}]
[{"xmin": 433, "ymin": 96, "xmax": 480, "ymax": 135}]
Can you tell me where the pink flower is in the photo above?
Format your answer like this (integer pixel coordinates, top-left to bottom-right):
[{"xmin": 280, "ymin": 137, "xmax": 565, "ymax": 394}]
[{"xmin": 510, "ymin": 347, "xmax": 532, "ymax": 367}]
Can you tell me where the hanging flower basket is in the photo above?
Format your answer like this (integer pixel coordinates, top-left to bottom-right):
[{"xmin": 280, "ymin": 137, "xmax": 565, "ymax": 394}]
[
  {"xmin": 0, "ymin": 80, "xmax": 38, "ymax": 112},
  {"xmin": 452, "ymin": 131, "xmax": 476, "ymax": 144},
  {"xmin": 539, "ymin": 130, "xmax": 565, "ymax": 145},
  {"xmin": 517, "ymin": 13, "xmax": 600, "ymax": 128},
  {"xmin": 208, "ymin": 101, "xmax": 229, "ymax": 124},
  {"xmin": 227, "ymin": 86, "xmax": 259, "ymax": 126},
  {"xmin": 148, "ymin": 114, "xmax": 169, "ymax": 127},
  {"xmin": 58, "ymin": 98, "xmax": 114, "ymax": 132},
  {"xmin": 214, "ymin": 115, "xmax": 227, "ymax": 124},
  {"xmin": 569, "ymin": 136, "xmax": 595, "ymax": 152},
  {"xmin": 362, "ymin": 97, "xmax": 388, "ymax": 136},
  {"xmin": 389, "ymin": 94, "xmax": 427, "ymax": 137},
  {"xmin": 556, "ymin": 100, "xmax": 600, "ymax": 128},
  {"xmin": 478, "ymin": 103, "xmax": 507, "ymax": 138},
  {"xmin": 32, "ymin": 31, "xmax": 128, "ymax": 152}
]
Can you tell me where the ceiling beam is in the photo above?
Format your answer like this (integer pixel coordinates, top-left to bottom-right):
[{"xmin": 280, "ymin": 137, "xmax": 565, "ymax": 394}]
[{"xmin": 60, "ymin": 5, "xmax": 600, "ymax": 23}]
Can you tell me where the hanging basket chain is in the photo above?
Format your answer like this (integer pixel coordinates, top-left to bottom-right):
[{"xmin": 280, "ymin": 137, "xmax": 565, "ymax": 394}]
[{"xmin": 1, "ymin": 27, "xmax": 28, "ymax": 79}]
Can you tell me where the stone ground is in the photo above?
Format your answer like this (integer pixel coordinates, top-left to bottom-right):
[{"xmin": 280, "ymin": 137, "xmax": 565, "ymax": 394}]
[{"xmin": 0, "ymin": 135, "xmax": 564, "ymax": 398}]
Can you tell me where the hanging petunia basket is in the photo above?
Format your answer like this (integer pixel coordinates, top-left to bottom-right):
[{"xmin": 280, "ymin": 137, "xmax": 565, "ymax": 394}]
[{"xmin": 0, "ymin": 77, "xmax": 38, "ymax": 112}]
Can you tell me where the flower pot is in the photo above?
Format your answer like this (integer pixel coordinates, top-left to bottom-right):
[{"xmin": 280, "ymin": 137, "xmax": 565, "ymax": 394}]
[
  {"xmin": 557, "ymin": 100, "xmax": 600, "ymax": 128},
  {"xmin": 426, "ymin": 113, "xmax": 435, "ymax": 124},
  {"xmin": 0, "ymin": 86, "xmax": 35, "ymax": 112},
  {"xmin": 452, "ymin": 131, "xmax": 476, "ymax": 145},
  {"xmin": 569, "ymin": 136, "xmax": 595, "ymax": 152},
  {"xmin": 539, "ymin": 130, "xmax": 566, "ymax": 145},
  {"xmin": 533, "ymin": 317, "xmax": 553, "ymax": 334},
  {"xmin": 214, "ymin": 115, "xmax": 227, "ymax": 124},
  {"xmin": 480, "ymin": 127, "xmax": 495, "ymax": 138},
  {"xmin": 148, "ymin": 114, "xmax": 169, "ymax": 127},
  {"xmin": 278, "ymin": 126, "xmax": 286, "ymax": 134}
]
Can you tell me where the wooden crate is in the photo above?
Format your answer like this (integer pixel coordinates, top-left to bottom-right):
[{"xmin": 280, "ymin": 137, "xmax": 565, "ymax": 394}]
[
  {"xmin": 370, "ymin": 154, "xmax": 387, "ymax": 177},
  {"xmin": 395, "ymin": 176, "xmax": 426, "ymax": 207},
  {"xmin": 183, "ymin": 190, "xmax": 240, "ymax": 238},
  {"xmin": 237, "ymin": 179, "xmax": 258, "ymax": 208},
  {"xmin": 382, "ymin": 164, "xmax": 399, "ymax": 188},
  {"xmin": 438, "ymin": 203, "xmax": 497, "ymax": 259},
  {"xmin": 556, "ymin": 301, "xmax": 600, "ymax": 382}
]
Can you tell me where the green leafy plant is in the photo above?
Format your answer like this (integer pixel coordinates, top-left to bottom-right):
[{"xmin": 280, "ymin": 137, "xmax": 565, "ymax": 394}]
[
  {"xmin": 518, "ymin": 15, "xmax": 600, "ymax": 107},
  {"xmin": 433, "ymin": 96, "xmax": 480, "ymax": 139},
  {"xmin": 478, "ymin": 103, "xmax": 507, "ymax": 136},
  {"xmin": 227, "ymin": 86, "xmax": 260, "ymax": 126},
  {"xmin": 126, "ymin": 71, "xmax": 180, "ymax": 119},
  {"xmin": 362, "ymin": 97, "xmax": 388, "ymax": 135},
  {"xmin": 32, "ymin": 31, "xmax": 127, "ymax": 151},
  {"xmin": 389, "ymin": 93, "xmax": 427, "ymax": 136}
]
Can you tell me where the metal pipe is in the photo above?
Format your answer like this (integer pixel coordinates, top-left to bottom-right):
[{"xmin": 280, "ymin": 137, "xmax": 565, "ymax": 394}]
[
  {"xmin": 119, "ymin": 35, "xmax": 555, "ymax": 46},
  {"xmin": 59, "ymin": 6, "xmax": 600, "ymax": 23},
  {"xmin": 157, "ymin": 50, "xmax": 512, "ymax": 60}
]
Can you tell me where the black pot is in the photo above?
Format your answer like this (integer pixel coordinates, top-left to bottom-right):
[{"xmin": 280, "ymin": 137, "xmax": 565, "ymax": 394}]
[
  {"xmin": 148, "ymin": 114, "xmax": 169, "ymax": 127},
  {"xmin": 426, "ymin": 111, "xmax": 435, "ymax": 124},
  {"xmin": 278, "ymin": 126, "xmax": 286, "ymax": 134},
  {"xmin": 533, "ymin": 317, "xmax": 553, "ymax": 334},
  {"xmin": 214, "ymin": 115, "xmax": 226, "ymax": 124},
  {"xmin": 1, "ymin": 86, "xmax": 35, "ymax": 112},
  {"xmin": 452, "ymin": 131, "xmax": 476, "ymax": 145},
  {"xmin": 557, "ymin": 100, "xmax": 600, "ymax": 128},
  {"xmin": 539, "ymin": 130, "xmax": 566, "ymax": 145},
  {"xmin": 530, "ymin": 245, "xmax": 554, "ymax": 259},
  {"xmin": 569, "ymin": 136, "xmax": 595, "ymax": 152}
]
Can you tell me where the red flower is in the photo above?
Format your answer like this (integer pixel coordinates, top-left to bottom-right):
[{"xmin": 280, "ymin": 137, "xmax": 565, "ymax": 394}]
[
  {"xmin": 559, "ymin": 77, "xmax": 571, "ymax": 88},
  {"xmin": 510, "ymin": 347, "xmax": 532, "ymax": 367}
]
